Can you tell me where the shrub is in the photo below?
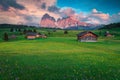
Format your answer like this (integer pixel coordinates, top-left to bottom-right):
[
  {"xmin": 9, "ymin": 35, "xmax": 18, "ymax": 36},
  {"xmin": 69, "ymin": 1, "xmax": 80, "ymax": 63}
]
[{"xmin": 64, "ymin": 30, "xmax": 68, "ymax": 34}]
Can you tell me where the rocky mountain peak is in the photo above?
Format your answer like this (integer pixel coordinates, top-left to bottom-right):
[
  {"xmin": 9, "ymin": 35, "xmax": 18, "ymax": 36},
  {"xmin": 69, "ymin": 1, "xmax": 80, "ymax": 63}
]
[
  {"xmin": 41, "ymin": 13, "xmax": 55, "ymax": 21},
  {"xmin": 40, "ymin": 13, "xmax": 96, "ymax": 29},
  {"xmin": 40, "ymin": 13, "xmax": 56, "ymax": 28}
]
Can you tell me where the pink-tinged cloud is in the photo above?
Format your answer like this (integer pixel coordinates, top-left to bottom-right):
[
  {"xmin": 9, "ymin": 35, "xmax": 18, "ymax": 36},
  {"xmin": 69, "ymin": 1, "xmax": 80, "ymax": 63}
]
[
  {"xmin": 60, "ymin": 7, "xmax": 75, "ymax": 17},
  {"xmin": 17, "ymin": 0, "xmax": 56, "ymax": 9},
  {"xmin": 0, "ymin": 7, "xmax": 26, "ymax": 24},
  {"xmin": 59, "ymin": 8, "xmax": 111, "ymax": 24},
  {"xmin": 83, "ymin": 9, "xmax": 110, "ymax": 24},
  {"xmin": 91, "ymin": 9, "xmax": 109, "ymax": 21},
  {"xmin": 0, "ymin": 0, "xmax": 60, "ymax": 26},
  {"xmin": 92, "ymin": 9, "xmax": 98, "ymax": 13},
  {"xmin": 0, "ymin": 0, "xmax": 120, "ymax": 26}
]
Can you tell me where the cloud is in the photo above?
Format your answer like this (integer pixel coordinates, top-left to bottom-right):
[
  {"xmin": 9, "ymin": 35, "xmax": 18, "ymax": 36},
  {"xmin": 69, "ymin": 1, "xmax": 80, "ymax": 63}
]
[
  {"xmin": 109, "ymin": 13, "xmax": 120, "ymax": 23},
  {"xmin": 41, "ymin": 3, "xmax": 46, "ymax": 10},
  {"xmin": 0, "ymin": 0, "xmax": 60, "ymax": 25},
  {"xmin": 58, "ymin": 8, "xmax": 110, "ymax": 24},
  {"xmin": 82, "ymin": 9, "xmax": 110, "ymax": 24},
  {"xmin": 91, "ymin": 13, "xmax": 110, "ymax": 21},
  {"xmin": 48, "ymin": 5, "xmax": 60, "ymax": 13},
  {"xmin": 0, "ymin": 0, "xmax": 120, "ymax": 26},
  {"xmin": 92, "ymin": 9, "xmax": 98, "ymax": 13},
  {"xmin": 64, "ymin": 8, "xmax": 111, "ymax": 24},
  {"xmin": 60, "ymin": 7, "xmax": 75, "ymax": 17},
  {"xmin": 17, "ymin": 0, "xmax": 56, "ymax": 10},
  {"xmin": 0, "ymin": 0, "xmax": 24, "ymax": 11}
]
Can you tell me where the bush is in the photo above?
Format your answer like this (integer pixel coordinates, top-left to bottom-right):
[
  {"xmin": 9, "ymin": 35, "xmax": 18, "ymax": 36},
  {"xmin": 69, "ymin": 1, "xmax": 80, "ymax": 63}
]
[{"xmin": 64, "ymin": 30, "xmax": 68, "ymax": 34}]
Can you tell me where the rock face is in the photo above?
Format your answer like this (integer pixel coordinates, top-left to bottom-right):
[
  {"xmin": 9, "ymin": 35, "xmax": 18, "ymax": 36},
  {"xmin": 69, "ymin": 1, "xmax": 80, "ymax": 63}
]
[
  {"xmin": 40, "ymin": 13, "xmax": 95, "ymax": 29},
  {"xmin": 40, "ymin": 13, "xmax": 56, "ymax": 28},
  {"xmin": 57, "ymin": 16, "xmax": 93, "ymax": 28},
  {"xmin": 57, "ymin": 17, "xmax": 78, "ymax": 28}
]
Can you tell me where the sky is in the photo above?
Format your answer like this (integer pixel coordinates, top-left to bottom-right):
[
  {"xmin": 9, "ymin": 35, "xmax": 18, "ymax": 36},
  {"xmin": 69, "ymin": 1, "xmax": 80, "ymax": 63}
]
[
  {"xmin": 0, "ymin": 0, "xmax": 120, "ymax": 26},
  {"xmin": 57, "ymin": 0, "xmax": 120, "ymax": 14}
]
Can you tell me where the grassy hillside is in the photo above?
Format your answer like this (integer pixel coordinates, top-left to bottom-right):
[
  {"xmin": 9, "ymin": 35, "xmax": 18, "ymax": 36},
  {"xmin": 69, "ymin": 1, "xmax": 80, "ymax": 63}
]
[
  {"xmin": 100, "ymin": 23, "xmax": 120, "ymax": 29},
  {"xmin": 0, "ymin": 28, "xmax": 120, "ymax": 80}
]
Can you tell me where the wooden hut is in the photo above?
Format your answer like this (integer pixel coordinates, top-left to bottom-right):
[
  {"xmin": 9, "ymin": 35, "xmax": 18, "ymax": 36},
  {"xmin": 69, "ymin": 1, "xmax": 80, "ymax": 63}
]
[
  {"xmin": 36, "ymin": 33, "xmax": 41, "ymax": 38},
  {"xmin": 41, "ymin": 34, "xmax": 47, "ymax": 38},
  {"xmin": 9, "ymin": 35, "xmax": 17, "ymax": 39},
  {"xmin": 26, "ymin": 32, "xmax": 36, "ymax": 39},
  {"xmin": 77, "ymin": 31, "xmax": 98, "ymax": 42},
  {"xmin": 105, "ymin": 31, "xmax": 113, "ymax": 37}
]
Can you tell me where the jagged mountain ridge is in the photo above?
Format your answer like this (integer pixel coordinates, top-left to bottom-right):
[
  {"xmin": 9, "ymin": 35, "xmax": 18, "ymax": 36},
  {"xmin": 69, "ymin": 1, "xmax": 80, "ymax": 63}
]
[
  {"xmin": 40, "ymin": 13, "xmax": 96, "ymax": 29},
  {"xmin": 40, "ymin": 13, "xmax": 56, "ymax": 28}
]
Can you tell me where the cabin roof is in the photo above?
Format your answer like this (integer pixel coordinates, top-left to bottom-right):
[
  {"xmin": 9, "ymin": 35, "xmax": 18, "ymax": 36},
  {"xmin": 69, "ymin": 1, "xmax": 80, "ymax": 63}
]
[
  {"xmin": 77, "ymin": 31, "xmax": 98, "ymax": 37},
  {"xmin": 26, "ymin": 32, "xmax": 37, "ymax": 36}
]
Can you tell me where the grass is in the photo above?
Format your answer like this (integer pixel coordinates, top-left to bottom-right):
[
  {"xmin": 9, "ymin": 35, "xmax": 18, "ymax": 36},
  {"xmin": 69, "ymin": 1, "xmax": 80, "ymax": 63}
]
[{"xmin": 0, "ymin": 28, "xmax": 120, "ymax": 80}]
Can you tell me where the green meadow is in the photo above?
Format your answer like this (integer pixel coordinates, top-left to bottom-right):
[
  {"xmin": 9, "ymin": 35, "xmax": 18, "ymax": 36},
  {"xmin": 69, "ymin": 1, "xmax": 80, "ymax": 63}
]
[{"xmin": 0, "ymin": 28, "xmax": 120, "ymax": 80}]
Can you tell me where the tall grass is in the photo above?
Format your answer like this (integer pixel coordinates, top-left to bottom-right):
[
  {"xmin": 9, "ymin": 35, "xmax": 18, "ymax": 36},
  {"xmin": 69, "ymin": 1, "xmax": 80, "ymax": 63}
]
[{"xmin": 0, "ymin": 28, "xmax": 120, "ymax": 80}]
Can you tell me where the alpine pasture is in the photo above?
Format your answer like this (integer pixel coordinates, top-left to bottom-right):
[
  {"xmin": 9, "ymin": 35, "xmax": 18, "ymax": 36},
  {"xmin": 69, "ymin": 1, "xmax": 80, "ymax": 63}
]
[{"xmin": 0, "ymin": 28, "xmax": 120, "ymax": 80}]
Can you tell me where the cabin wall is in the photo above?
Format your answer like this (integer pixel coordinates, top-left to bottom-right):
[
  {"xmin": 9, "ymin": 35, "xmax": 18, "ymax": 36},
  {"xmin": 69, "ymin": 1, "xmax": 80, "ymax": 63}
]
[
  {"xmin": 80, "ymin": 39, "xmax": 97, "ymax": 42},
  {"xmin": 27, "ymin": 36, "xmax": 36, "ymax": 39},
  {"xmin": 77, "ymin": 34, "xmax": 97, "ymax": 42},
  {"xmin": 36, "ymin": 35, "xmax": 40, "ymax": 38},
  {"xmin": 79, "ymin": 37, "xmax": 97, "ymax": 42}
]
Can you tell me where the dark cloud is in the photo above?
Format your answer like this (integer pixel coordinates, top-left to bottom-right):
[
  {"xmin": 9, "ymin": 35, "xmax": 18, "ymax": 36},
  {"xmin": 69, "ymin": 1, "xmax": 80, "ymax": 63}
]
[
  {"xmin": 0, "ymin": 0, "xmax": 25, "ymax": 11},
  {"xmin": 41, "ymin": 3, "xmax": 46, "ymax": 9},
  {"xmin": 23, "ymin": 15, "xmax": 40, "ymax": 22},
  {"xmin": 24, "ymin": 16, "xmax": 33, "ymax": 21},
  {"xmin": 48, "ymin": 5, "xmax": 60, "ymax": 13}
]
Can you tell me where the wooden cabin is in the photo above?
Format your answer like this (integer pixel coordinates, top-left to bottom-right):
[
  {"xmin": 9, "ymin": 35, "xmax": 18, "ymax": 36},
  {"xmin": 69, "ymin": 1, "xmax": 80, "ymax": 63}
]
[
  {"xmin": 26, "ymin": 32, "xmax": 36, "ymax": 39},
  {"xmin": 106, "ymin": 33, "xmax": 113, "ymax": 37},
  {"xmin": 35, "ymin": 33, "xmax": 47, "ymax": 38},
  {"xmin": 77, "ymin": 31, "xmax": 98, "ymax": 42},
  {"xmin": 36, "ymin": 34, "xmax": 41, "ymax": 38},
  {"xmin": 105, "ymin": 31, "xmax": 113, "ymax": 37},
  {"xmin": 9, "ymin": 35, "xmax": 17, "ymax": 39},
  {"xmin": 41, "ymin": 34, "xmax": 47, "ymax": 38}
]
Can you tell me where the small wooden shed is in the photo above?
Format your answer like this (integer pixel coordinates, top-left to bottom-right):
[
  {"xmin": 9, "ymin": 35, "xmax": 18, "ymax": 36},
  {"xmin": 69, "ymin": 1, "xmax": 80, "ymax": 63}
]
[
  {"xmin": 9, "ymin": 35, "xmax": 17, "ymax": 39},
  {"xmin": 105, "ymin": 31, "xmax": 113, "ymax": 37},
  {"xmin": 77, "ymin": 31, "xmax": 98, "ymax": 42},
  {"xmin": 26, "ymin": 32, "xmax": 36, "ymax": 39}
]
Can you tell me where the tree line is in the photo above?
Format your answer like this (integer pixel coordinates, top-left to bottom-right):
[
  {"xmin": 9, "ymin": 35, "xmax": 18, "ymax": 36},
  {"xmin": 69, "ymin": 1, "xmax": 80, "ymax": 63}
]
[{"xmin": 100, "ymin": 22, "xmax": 120, "ymax": 29}]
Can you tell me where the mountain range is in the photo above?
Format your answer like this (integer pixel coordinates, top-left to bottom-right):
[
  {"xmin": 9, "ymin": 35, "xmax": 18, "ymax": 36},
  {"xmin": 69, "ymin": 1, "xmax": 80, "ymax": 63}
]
[{"xmin": 40, "ymin": 13, "xmax": 98, "ymax": 29}]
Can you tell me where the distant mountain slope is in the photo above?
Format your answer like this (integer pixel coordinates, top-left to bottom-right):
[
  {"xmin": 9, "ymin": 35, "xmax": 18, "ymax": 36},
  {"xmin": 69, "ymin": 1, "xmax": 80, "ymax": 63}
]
[{"xmin": 100, "ymin": 23, "xmax": 120, "ymax": 29}]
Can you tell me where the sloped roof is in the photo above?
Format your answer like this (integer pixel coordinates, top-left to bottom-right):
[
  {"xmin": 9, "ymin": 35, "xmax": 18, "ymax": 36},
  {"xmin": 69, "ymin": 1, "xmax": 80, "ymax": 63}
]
[
  {"xmin": 26, "ymin": 32, "xmax": 37, "ymax": 36},
  {"xmin": 77, "ymin": 31, "xmax": 98, "ymax": 37}
]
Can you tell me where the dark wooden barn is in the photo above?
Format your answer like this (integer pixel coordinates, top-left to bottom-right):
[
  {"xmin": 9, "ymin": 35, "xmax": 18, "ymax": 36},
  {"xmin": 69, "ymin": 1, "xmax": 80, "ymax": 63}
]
[{"xmin": 77, "ymin": 31, "xmax": 98, "ymax": 42}]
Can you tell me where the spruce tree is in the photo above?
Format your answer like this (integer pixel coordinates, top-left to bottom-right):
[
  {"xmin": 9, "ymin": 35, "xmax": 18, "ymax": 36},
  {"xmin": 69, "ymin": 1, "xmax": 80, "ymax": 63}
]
[
  {"xmin": 23, "ymin": 29, "xmax": 27, "ymax": 34},
  {"xmin": 3, "ymin": 33, "xmax": 9, "ymax": 41},
  {"xmin": 18, "ymin": 28, "xmax": 21, "ymax": 32},
  {"xmin": 33, "ymin": 29, "xmax": 37, "ymax": 33},
  {"xmin": 10, "ymin": 28, "xmax": 13, "ymax": 32}
]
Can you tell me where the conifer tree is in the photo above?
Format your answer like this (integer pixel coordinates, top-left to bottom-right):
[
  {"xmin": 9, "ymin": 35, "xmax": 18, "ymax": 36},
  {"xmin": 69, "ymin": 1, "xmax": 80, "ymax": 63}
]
[{"xmin": 3, "ymin": 33, "xmax": 9, "ymax": 41}]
